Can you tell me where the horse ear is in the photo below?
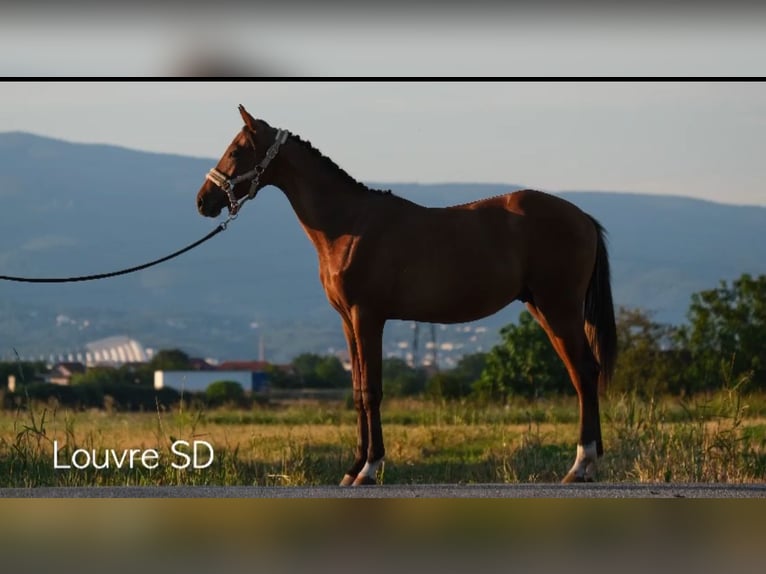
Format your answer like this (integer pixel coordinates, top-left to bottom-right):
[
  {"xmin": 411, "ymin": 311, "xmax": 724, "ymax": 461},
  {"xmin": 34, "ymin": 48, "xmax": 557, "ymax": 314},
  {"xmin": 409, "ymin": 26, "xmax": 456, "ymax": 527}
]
[{"xmin": 238, "ymin": 104, "xmax": 257, "ymax": 129}]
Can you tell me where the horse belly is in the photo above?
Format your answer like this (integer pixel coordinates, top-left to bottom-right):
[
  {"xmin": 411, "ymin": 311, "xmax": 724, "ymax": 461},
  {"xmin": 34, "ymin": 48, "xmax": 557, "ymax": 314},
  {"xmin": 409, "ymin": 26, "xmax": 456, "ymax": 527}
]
[
  {"xmin": 355, "ymin": 207, "xmax": 526, "ymax": 323},
  {"xmin": 388, "ymin": 258, "xmax": 522, "ymax": 324}
]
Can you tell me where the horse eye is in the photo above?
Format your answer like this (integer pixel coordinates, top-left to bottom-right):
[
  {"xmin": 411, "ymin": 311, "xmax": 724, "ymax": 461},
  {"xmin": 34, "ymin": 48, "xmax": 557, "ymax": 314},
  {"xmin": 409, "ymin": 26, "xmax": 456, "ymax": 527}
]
[{"xmin": 229, "ymin": 149, "xmax": 241, "ymax": 159}]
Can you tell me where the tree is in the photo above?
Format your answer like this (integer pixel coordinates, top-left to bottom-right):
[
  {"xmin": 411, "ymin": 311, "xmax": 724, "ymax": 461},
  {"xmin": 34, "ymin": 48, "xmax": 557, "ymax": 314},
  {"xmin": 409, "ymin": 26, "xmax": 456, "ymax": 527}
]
[
  {"xmin": 452, "ymin": 353, "xmax": 488, "ymax": 384},
  {"xmin": 475, "ymin": 311, "xmax": 569, "ymax": 401},
  {"xmin": 612, "ymin": 307, "xmax": 686, "ymax": 396},
  {"xmin": 426, "ymin": 353, "xmax": 487, "ymax": 400},
  {"xmin": 291, "ymin": 353, "xmax": 351, "ymax": 388},
  {"xmin": 71, "ymin": 366, "xmax": 129, "ymax": 386},
  {"xmin": 206, "ymin": 380, "xmax": 246, "ymax": 407},
  {"xmin": 679, "ymin": 273, "xmax": 766, "ymax": 391},
  {"xmin": 149, "ymin": 349, "xmax": 192, "ymax": 371},
  {"xmin": 291, "ymin": 353, "xmax": 323, "ymax": 387},
  {"xmin": 265, "ymin": 364, "xmax": 301, "ymax": 389},
  {"xmin": 382, "ymin": 357, "xmax": 427, "ymax": 397},
  {"xmin": 314, "ymin": 355, "xmax": 351, "ymax": 388}
]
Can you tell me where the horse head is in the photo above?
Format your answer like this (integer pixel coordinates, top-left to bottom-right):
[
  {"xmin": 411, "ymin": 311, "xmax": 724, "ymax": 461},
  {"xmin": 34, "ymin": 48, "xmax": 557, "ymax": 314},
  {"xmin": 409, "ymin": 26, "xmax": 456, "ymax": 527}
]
[{"xmin": 197, "ymin": 105, "xmax": 288, "ymax": 218}]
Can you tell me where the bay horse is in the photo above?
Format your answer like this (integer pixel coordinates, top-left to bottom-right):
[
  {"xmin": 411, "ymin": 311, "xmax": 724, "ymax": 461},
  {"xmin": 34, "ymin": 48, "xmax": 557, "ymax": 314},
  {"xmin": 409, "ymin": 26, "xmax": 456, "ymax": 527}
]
[{"xmin": 196, "ymin": 105, "xmax": 617, "ymax": 484}]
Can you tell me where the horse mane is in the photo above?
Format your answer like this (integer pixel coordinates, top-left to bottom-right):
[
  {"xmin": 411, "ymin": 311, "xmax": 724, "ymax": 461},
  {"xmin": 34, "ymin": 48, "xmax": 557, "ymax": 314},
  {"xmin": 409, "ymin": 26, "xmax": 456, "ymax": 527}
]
[{"xmin": 287, "ymin": 133, "xmax": 393, "ymax": 197}]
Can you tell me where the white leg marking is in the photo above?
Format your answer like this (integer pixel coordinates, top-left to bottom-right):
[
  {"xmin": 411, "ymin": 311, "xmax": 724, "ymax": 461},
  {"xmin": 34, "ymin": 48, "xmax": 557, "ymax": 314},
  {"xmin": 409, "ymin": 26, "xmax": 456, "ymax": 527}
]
[
  {"xmin": 357, "ymin": 458, "xmax": 384, "ymax": 481},
  {"xmin": 568, "ymin": 441, "xmax": 598, "ymax": 481}
]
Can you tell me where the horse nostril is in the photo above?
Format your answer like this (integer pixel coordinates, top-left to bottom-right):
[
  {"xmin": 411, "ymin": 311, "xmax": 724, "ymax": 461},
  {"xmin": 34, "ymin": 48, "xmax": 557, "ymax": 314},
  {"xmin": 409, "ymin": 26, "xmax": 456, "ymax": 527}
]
[{"xmin": 197, "ymin": 196, "xmax": 205, "ymax": 212}]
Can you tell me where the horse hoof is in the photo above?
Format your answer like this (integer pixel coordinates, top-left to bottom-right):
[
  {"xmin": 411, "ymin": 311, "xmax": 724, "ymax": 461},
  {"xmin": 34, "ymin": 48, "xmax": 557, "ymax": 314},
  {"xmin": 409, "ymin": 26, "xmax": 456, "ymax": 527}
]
[
  {"xmin": 351, "ymin": 475, "xmax": 376, "ymax": 486},
  {"xmin": 561, "ymin": 472, "xmax": 594, "ymax": 484},
  {"xmin": 340, "ymin": 474, "xmax": 356, "ymax": 486}
]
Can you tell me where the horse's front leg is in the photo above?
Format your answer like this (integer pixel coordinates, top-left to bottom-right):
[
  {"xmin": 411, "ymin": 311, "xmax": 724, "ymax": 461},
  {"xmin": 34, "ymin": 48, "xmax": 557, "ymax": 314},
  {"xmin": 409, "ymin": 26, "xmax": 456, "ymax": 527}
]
[{"xmin": 351, "ymin": 310, "xmax": 385, "ymax": 486}]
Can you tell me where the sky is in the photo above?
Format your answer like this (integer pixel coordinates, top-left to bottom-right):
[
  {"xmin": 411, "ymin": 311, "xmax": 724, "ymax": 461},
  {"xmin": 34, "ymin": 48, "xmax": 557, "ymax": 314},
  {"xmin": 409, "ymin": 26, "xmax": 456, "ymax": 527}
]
[
  {"xmin": 2, "ymin": 81, "xmax": 765, "ymax": 207},
  {"xmin": 2, "ymin": 5, "xmax": 766, "ymax": 207}
]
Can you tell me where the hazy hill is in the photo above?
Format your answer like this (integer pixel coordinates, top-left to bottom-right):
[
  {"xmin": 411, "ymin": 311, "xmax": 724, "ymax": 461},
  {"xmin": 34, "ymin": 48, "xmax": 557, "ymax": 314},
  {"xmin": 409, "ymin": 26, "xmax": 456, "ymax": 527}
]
[{"xmin": 1, "ymin": 132, "xmax": 764, "ymax": 361}]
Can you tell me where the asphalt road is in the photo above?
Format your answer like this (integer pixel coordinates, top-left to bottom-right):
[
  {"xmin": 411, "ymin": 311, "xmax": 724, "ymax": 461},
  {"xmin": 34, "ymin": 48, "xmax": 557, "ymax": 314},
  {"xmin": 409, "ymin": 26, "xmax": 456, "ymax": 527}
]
[{"xmin": 2, "ymin": 483, "xmax": 764, "ymax": 498}]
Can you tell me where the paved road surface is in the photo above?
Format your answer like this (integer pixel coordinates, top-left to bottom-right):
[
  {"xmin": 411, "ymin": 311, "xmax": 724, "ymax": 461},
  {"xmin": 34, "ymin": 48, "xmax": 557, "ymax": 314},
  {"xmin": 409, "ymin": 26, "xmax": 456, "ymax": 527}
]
[{"xmin": 2, "ymin": 483, "xmax": 764, "ymax": 498}]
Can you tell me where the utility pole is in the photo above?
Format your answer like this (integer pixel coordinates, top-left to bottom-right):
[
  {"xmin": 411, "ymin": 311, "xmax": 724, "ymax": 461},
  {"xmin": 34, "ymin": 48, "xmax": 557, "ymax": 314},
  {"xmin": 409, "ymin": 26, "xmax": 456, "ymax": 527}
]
[
  {"xmin": 430, "ymin": 323, "xmax": 439, "ymax": 370},
  {"xmin": 411, "ymin": 322, "xmax": 419, "ymax": 367}
]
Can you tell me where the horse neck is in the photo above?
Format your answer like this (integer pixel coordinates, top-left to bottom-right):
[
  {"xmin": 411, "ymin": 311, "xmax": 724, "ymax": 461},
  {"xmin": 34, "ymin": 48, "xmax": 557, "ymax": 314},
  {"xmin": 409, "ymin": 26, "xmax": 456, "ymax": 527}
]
[{"xmin": 272, "ymin": 143, "xmax": 372, "ymax": 242}]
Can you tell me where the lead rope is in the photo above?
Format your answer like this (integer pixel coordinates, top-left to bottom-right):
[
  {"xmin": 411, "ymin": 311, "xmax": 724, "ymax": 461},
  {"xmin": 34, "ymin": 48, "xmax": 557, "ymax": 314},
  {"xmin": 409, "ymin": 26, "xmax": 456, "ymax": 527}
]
[
  {"xmin": 0, "ymin": 218, "xmax": 234, "ymax": 283},
  {"xmin": 3, "ymin": 128, "xmax": 287, "ymax": 284}
]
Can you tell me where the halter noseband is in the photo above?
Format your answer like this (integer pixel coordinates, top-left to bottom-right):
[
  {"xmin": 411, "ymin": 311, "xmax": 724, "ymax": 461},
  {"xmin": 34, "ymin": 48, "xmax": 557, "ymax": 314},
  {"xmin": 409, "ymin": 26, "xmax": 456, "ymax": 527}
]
[{"xmin": 206, "ymin": 128, "xmax": 290, "ymax": 216}]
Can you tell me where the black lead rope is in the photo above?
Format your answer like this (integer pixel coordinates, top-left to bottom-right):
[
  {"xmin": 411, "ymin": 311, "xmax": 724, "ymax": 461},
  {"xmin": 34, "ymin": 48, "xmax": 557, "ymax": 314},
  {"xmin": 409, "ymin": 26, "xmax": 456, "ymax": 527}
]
[{"xmin": 0, "ymin": 222, "xmax": 229, "ymax": 283}]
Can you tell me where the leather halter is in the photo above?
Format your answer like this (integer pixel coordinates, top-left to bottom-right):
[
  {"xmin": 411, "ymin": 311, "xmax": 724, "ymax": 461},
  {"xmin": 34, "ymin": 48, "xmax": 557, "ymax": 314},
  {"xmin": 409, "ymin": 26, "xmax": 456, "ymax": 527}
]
[{"xmin": 206, "ymin": 128, "xmax": 290, "ymax": 216}]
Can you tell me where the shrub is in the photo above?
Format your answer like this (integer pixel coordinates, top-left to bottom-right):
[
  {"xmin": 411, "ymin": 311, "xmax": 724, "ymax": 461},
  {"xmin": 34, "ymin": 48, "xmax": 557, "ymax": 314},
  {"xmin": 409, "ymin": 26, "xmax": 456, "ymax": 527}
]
[{"xmin": 206, "ymin": 380, "xmax": 246, "ymax": 407}]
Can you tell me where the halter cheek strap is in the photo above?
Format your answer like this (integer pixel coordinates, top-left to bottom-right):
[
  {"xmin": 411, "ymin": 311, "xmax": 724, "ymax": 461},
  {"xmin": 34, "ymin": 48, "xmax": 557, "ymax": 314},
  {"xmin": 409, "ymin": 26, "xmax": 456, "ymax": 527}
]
[{"xmin": 206, "ymin": 128, "xmax": 290, "ymax": 216}]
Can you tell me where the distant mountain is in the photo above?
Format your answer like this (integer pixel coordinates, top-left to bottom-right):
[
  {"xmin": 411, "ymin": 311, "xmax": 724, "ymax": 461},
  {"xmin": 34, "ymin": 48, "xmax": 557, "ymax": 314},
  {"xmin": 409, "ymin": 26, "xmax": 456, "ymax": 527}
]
[{"xmin": 1, "ymin": 132, "xmax": 764, "ymax": 362}]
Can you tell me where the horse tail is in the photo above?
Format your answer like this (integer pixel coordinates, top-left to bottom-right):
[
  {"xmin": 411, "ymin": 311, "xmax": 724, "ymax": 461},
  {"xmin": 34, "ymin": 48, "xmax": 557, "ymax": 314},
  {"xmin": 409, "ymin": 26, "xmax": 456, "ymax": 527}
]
[{"xmin": 584, "ymin": 216, "xmax": 617, "ymax": 391}]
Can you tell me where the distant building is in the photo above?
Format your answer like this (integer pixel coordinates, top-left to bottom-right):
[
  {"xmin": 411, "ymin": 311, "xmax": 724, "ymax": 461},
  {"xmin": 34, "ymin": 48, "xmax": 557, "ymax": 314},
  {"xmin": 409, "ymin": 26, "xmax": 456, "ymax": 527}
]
[
  {"xmin": 217, "ymin": 360, "xmax": 271, "ymax": 372},
  {"xmin": 46, "ymin": 362, "xmax": 86, "ymax": 386},
  {"xmin": 83, "ymin": 336, "xmax": 149, "ymax": 366},
  {"xmin": 154, "ymin": 360, "xmax": 277, "ymax": 393},
  {"xmin": 154, "ymin": 369, "xmax": 270, "ymax": 394},
  {"xmin": 189, "ymin": 357, "xmax": 217, "ymax": 371}
]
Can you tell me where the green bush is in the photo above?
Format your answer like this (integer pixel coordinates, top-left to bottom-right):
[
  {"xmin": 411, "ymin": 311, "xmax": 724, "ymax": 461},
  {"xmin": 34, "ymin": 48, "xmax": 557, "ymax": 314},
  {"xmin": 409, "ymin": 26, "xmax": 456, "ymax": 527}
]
[
  {"xmin": 476, "ymin": 311, "xmax": 569, "ymax": 401},
  {"xmin": 206, "ymin": 380, "xmax": 246, "ymax": 407},
  {"xmin": 291, "ymin": 353, "xmax": 350, "ymax": 388},
  {"xmin": 382, "ymin": 358, "xmax": 427, "ymax": 397}
]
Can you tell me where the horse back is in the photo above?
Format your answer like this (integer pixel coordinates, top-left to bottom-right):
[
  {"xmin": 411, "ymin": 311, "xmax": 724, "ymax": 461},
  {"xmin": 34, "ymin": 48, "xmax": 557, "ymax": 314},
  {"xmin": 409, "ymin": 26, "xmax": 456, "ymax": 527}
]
[{"xmin": 446, "ymin": 188, "xmax": 599, "ymax": 300}]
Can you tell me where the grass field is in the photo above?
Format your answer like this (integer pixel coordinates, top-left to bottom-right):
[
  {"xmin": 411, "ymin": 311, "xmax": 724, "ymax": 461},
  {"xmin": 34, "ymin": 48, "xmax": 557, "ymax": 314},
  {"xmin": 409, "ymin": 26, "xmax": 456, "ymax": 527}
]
[{"xmin": 1, "ymin": 389, "xmax": 765, "ymax": 487}]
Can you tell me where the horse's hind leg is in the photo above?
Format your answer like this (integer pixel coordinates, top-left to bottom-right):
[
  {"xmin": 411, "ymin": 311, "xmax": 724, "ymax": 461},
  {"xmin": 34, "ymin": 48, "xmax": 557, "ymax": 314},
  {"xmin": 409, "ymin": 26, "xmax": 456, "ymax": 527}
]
[
  {"xmin": 526, "ymin": 301, "xmax": 602, "ymax": 482},
  {"xmin": 339, "ymin": 317, "xmax": 368, "ymax": 486}
]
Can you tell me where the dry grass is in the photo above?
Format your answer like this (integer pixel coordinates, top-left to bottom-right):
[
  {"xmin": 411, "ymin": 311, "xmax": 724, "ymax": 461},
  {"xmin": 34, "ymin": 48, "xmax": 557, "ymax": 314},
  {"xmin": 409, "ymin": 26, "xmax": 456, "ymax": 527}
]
[{"xmin": 1, "ymin": 390, "xmax": 764, "ymax": 487}]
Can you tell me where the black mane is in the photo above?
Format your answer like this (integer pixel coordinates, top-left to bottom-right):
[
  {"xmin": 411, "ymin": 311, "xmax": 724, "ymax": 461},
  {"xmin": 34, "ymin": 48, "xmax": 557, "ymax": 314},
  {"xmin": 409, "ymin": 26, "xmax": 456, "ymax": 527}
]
[{"xmin": 288, "ymin": 133, "xmax": 393, "ymax": 197}]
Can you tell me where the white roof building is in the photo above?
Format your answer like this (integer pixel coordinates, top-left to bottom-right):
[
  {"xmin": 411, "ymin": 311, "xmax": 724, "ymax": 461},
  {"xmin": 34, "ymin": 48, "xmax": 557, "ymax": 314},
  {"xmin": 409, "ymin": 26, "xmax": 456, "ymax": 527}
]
[{"xmin": 83, "ymin": 336, "xmax": 149, "ymax": 366}]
